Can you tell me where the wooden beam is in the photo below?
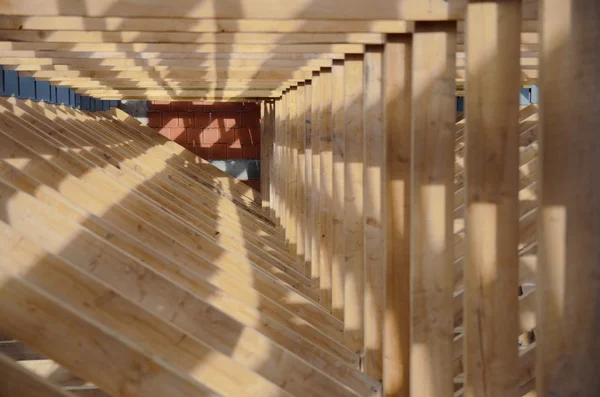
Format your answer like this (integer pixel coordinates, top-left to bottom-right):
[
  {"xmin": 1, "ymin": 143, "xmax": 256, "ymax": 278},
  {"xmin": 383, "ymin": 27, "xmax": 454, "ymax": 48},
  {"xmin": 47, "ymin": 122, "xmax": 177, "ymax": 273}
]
[
  {"xmin": 0, "ymin": 0, "xmax": 461, "ymax": 21},
  {"xmin": 0, "ymin": 50, "xmax": 348, "ymax": 60},
  {"xmin": 273, "ymin": 99, "xmax": 283, "ymax": 226},
  {"xmin": 0, "ymin": 16, "xmax": 414, "ymax": 33},
  {"xmin": 310, "ymin": 72, "xmax": 322, "ymax": 282},
  {"xmin": 261, "ymin": 101, "xmax": 273, "ymax": 209},
  {"xmin": 295, "ymin": 83, "xmax": 307, "ymax": 268},
  {"xmin": 331, "ymin": 60, "xmax": 345, "ymax": 322},
  {"xmin": 0, "ymin": 42, "xmax": 365, "ymax": 54},
  {"xmin": 343, "ymin": 54, "xmax": 365, "ymax": 353},
  {"xmin": 410, "ymin": 22, "xmax": 456, "ymax": 397},
  {"xmin": 0, "ymin": 353, "xmax": 75, "ymax": 397},
  {"xmin": 319, "ymin": 67, "xmax": 333, "ymax": 310},
  {"xmin": 0, "ymin": 260, "xmax": 215, "ymax": 397},
  {"xmin": 18, "ymin": 69, "xmax": 308, "ymax": 80},
  {"xmin": 464, "ymin": 2, "xmax": 522, "ymax": 396},
  {"xmin": 363, "ymin": 44, "xmax": 385, "ymax": 381},
  {"xmin": 0, "ymin": 30, "xmax": 385, "ymax": 44},
  {"xmin": 0, "ymin": 57, "xmax": 334, "ymax": 68},
  {"xmin": 287, "ymin": 87, "xmax": 298, "ymax": 256},
  {"xmin": 280, "ymin": 92, "xmax": 289, "ymax": 234},
  {"xmin": 537, "ymin": 0, "xmax": 600, "ymax": 395},
  {"xmin": 383, "ymin": 34, "xmax": 412, "ymax": 397},
  {"xmin": 303, "ymin": 80, "xmax": 313, "ymax": 277}
]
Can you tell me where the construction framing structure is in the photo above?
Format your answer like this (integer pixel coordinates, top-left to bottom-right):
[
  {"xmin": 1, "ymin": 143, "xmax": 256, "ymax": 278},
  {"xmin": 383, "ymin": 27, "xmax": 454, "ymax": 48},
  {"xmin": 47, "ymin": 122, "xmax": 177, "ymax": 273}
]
[{"xmin": 0, "ymin": 0, "xmax": 598, "ymax": 396}]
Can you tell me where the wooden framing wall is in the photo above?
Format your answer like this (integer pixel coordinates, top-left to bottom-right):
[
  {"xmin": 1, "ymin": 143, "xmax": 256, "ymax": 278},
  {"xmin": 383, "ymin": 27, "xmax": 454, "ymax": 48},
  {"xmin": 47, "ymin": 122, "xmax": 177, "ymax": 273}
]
[{"xmin": 0, "ymin": 1, "xmax": 598, "ymax": 396}]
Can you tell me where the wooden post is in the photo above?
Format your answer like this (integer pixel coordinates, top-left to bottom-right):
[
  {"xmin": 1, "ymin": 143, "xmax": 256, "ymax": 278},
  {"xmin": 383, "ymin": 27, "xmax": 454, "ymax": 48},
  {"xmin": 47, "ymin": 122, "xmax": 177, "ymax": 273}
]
[
  {"xmin": 383, "ymin": 34, "xmax": 413, "ymax": 397},
  {"xmin": 331, "ymin": 60, "xmax": 346, "ymax": 321},
  {"xmin": 410, "ymin": 22, "xmax": 456, "ymax": 397},
  {"xmin": 261, "ymin": 100, "xmax": 272, "ymax": 209},
  {"xmin": 319, "ymin": 67, "xmax": 333, "ymax": 310},
  {"xmin": 281, "ymin": 91, "xmax": 289, "ymax": 234},
  {"xmin": 274, "ymin": 98, "xmax": 282, "ymax": 227},
  {"xmin": 296, "ymin": 83, "xmax": 307, "ymax": 267},
  {"xmin": 363, "ymin": 44, "xmax": 385, "ymax": 381},
  {"xmin": 304, "ymin": 80, "xmax": 313, "ymax": 277},
  {"xmin": 311, "ymin": 72, "xmax": 322, "ymax": 283},
  {"xmin": 464, "ymin": 2, "xmax": 521, "ymax": 396},
  {"xmin": 343, "ymin": 54, "xmax": 365, "ymax": 353},
  {"xmin": 537, "ymin": 1, "xmax": 600, "ymax": 396},
  {"xmin": 287, "ymin": 86, "xmax": 298, "ymax": 255}
]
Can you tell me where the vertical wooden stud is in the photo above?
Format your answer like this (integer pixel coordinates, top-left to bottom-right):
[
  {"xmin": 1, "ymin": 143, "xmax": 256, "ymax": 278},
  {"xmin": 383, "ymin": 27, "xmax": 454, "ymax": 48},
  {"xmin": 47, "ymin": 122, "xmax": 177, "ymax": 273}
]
[
  {"xmin": 281, "ymin": 91, "xmax": 289, "ymax": 234},
  {"xmin": 311, "ymin": 72, "xmax": 322, "ymax": 283},
  {"xmin": 410, "ymin": 22, "xmax": 457, "ymax": 397},
  {"xmin": 287, "ymin": 87, "xmax": 298, "ymax": 255},
  {"xmin": 344, "ymin": 54, "xmax": 365, "ymax": 353},
  {"xmin": 364, "ymin": 44, "xmax": 385, "ymax": 381},
  {"xmin": 261, "ymin": 101, "xmax": 272, "ymax": 210},
  {"xmin": 331, "ymin": 60, "xmax": 346, "ymax": 321},
  {"xmin": 537, "ymin": 1, "xmax": 600, "ymax": 396},
  {"xmin": 274, "ymin": 98, "xmax": 282, "ymax": 227},
  {"xmin": 383, "ymin": 34, "xmax": 413, "ymax": 397},
  {"xmin": 296, "ymin": 83, "xmax": 307, "ymax": 267},
  {"xmin": 304, "ymin": 80, "xmax": 314, "ymax": 277},
  {"xmin": 464, "ymin": 2, "xmax": 521, "ymax": 396},
  {"xmin": 319, "ymin": 67, "xmax": 333, "ymax": 310}
]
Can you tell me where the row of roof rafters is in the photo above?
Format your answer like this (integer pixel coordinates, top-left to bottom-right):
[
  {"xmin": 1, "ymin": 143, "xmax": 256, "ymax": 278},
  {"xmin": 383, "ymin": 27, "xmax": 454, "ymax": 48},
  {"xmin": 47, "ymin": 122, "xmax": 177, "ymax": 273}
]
[{"xmin": 0, "ymin": 0, "xmax": 539, "ymax": 101}]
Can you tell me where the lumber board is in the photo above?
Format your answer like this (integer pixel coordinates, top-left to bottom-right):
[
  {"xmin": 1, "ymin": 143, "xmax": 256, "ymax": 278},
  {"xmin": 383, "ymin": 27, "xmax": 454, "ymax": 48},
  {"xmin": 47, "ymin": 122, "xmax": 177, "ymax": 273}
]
[
  {"xmin": 310, "ymin": 72, "xmax": 322, "ymax": 282},
  {"xmin": 0, "ymin": 0, "xmax": 460, "ymax": 20},
  {"xmin": 319, "ymin": 67, "xmax": 333, "ymax": 311},
  {"xmin": 463, "ymin": 2, "xmax": 522, "ymax": 396},
  {"xmin": 0, "ymin": 42, "xmax": 365, "ymax": 54},
  {"xmin": 363, "ymin": 45, "xmax": 385, "ymax": 381},
  {"xmin": 0, "ymin": 16, "xmax": 414, "ymax": 33},
  {"xmin": 0, "ymin": 353, "xmax": 75, "ymax": 397},
  {"xmin": 0, "ymin": 50, "xmax": 348, "ymax": 60},
  {"xmin": 303, "ymin": 80, "xmax": 313, "ymax": 277},
  {"xmin": 537, "ymin": 0, "xmax": 600, "ymax": 395},
  {"xmin": 343, "ymin": 54, "xmax": 365, "ymax": 353},
  {"xmin": 330, "ymin": 60, "xmax": 345, "ymax": 322},
  {"xmin": 410, "ymin": 22, "xmax": 456, "ymax": 397},
  {"xmin": 382, "ymin": 34, "xmax": 412, "ymax": 397},
  {"xmin": 295, "ymin": 84, "xmax": 307, "ymax": 268},
  {"xmin": 0, "ymin": 57, "xmax": 334, "ymax": 68},
  {"xmin": 0, "ymin": 262, "xmax": 217, "ymax": 397},
  {"xmin": 287, "ymin": 87, "xmax": 299, "ymax": 257},
  {"xmin": 0, "ymin": 30, "xmax": 385, "ymax": 44}
]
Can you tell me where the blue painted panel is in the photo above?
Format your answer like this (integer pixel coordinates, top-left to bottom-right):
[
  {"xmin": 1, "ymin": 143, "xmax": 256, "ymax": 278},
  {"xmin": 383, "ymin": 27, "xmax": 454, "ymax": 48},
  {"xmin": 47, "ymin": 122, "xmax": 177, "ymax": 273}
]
[
  {"xmin": 18, "ymin": 76, "xmax": 36, "ymax": 100},
  {"xmin": 0, "ymin": 66, "xmax": 4, "ymax": 93},
  {"xmin": 35, "ymin": 80, "xmax": 51, "ymax": 102},
  {"xmin": 57, "ymin": 87, "xmax": 70, "ymax": 104},
  {"xmin": 456, "ymin": 96, "xmax": 464, "ymax": 112},
  {"xmin": 520, "ymin": 87, "xmax": 531, "ymax": 105},
  {"xmin": 81, "ymin": 95, "xmax": 91, "ymax": 110},
  {"xmin": 49, "ymin": 85, "xmax": 57, "ymax": 103},
  {"xmin": 109, "ymin": 100, "xmax": 119, "ymax": 108},
  {"xmin": 69, "ymin": 89, "xmax": 76, "ymax": 107},
  {"xmin": 1, "ymin": 70, "xmax": 19, "ymax": 97},
  {"xmin": 75, "ymin": 94, "xmax": 81, "ymax": 109},
  {"xmin": 530, "ymin": 85, "xmax": 539, "ymax": 104},
  {"xmin": 90, "ymin": 98, "xmax": 96, "ymax": 111},
  {"xmin": 94, "ymin": 99, "xmax": 102, "ymax": 111},
  {"xmin": 102, "ymin": 100, "xmax": 110, "ymax": 110}
]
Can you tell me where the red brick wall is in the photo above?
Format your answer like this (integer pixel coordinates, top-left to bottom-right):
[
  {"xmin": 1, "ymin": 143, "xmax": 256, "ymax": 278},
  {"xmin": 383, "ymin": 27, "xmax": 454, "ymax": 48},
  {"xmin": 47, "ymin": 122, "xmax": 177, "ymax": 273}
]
[{"xmin": 147, "ymin": 101, "xmax": 261, "ymax": 191}]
